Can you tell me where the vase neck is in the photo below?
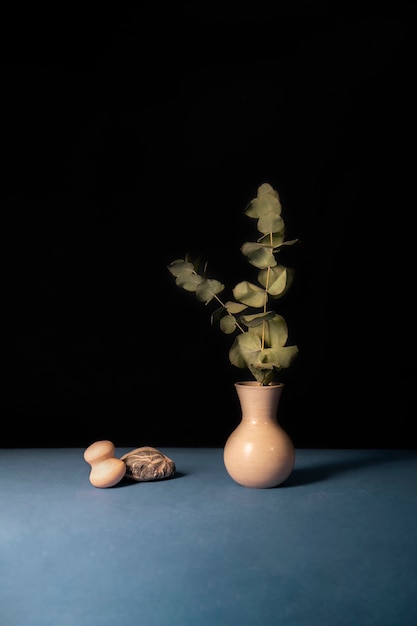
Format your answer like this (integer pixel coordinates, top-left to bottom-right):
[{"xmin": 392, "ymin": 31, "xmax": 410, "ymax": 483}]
[{"xmin": 235, "ymin": 382, "xmax": 284, "ymax": 421}]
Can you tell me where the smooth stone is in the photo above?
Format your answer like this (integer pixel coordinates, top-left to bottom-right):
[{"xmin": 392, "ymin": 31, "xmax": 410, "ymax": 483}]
[{"xmin": 120, "ymin": 446, "xmax": 176, "ymax": 481}]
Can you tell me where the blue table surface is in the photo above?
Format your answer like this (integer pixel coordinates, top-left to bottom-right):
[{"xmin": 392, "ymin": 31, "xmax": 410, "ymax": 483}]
[{"xmin": 1, "ymin": 447, "xmax": 417, "ymax": 626}]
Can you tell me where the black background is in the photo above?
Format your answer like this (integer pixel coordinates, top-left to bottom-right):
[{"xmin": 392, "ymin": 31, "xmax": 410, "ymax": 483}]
[{"xmin": 5, "ymin": 3, "xmax": 416, "ymax": 448}]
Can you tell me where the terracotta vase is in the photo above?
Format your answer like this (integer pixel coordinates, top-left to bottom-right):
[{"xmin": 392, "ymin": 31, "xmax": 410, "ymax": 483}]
[{"xmin": 223, "ymin": 381, "xmax": 295, "ymax": 488}]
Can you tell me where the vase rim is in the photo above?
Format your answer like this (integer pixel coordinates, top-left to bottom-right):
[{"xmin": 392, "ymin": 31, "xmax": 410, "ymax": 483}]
[{"xmin": 235, "ymin": 381, "xmax": 284, "ymax": 388}]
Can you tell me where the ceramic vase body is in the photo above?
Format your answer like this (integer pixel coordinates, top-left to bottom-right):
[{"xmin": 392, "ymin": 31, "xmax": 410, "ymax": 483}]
[{"xmin": 223, "ymin": 382, "xmax": 295, "ymax": 488}]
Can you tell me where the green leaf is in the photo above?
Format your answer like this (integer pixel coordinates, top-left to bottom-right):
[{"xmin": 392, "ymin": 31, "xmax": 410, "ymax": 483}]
[
  {"xmin": 249, "ymin": 313, "xmax": 289, "ymax": 348},
  {"xmin": 248, "ymin": 364, "xmax": 276, "ymax": 385},
  {"xmin": 167, "ymin": 259, "xmax": 194, "ymax": 277},
  {"xmin": 220, "ymin": 315, "xmax": 238, "ymax": 334},
  {"xmin": 229, "ymin": 331, "xmax": 298, "ymax": 373},
  {"xmin": 240, "ymin": 311, "xmax": 276, "ymax": 327},
  {"xmin": 232, "ymin": 281, "xmax": 265, "ymax": 308},
  {"xmin": 229, "ymin": 327, "xmax": 298, "ymax": 376},
  {"xmin": 229, "ymin": 332, "xmax": 262, "ymax": 369},
  {"xmin": 258, "ymin": 265, "xmax": 288, "ymax": 297},
  {"xmin": 257, "ymin": 212, "xmax": 284, "ymax": 236},
  {"xmin": 240, "ymin": 242, "xmax": 277, "ymax": 269},
  {"xmin": 195, "ymin": 278, "xmax": 224, "ymax": 304},
  {"xmin": 254, "ymin": 345, "xmax": 299, "ymax": 369},
  {"xmin": 257, "ymin": 182, "xmax": 280, "ymax": 199},
  {"xmin": 167, "ymin": 259, "xmax": 203, "ymax": 291},
  {"xmin": 176, "ymin": 272, "xmax": 203, "ymax": 292},
  {"xmin": 279, "ymin": 238, "xmax": 299, "ymax": 248},
  {"xmin": 244, "ymin": 185, "xmax": 282, "ymax": 219},
  {"xmin": 224, "ymin": 300, "xmax": 248, "ymax": 314},
  {"xmin": 191, "ymin": 255, "xmax": 208, "ymax": 276}
]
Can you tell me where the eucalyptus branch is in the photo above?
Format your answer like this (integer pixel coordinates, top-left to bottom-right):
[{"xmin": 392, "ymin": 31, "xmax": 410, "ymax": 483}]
[{"xmin": 168, "ymin": 182, "xmax": 299, "ymax": 385}]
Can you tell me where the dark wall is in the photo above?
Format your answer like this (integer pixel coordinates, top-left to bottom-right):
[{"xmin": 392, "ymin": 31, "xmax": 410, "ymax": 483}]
[{"xmin": 6, "ymin": 3, "xmax": 416, "ymax": 449}]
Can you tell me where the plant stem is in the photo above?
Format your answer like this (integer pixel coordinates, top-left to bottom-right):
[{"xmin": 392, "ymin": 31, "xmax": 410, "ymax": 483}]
[
  {"xmin": 261, "ymin": 235, "xmax": 274, "ymax": 350},
  {"xmin": 213, "ymin": 293, "xmax": 246, "ymax": 333}
]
